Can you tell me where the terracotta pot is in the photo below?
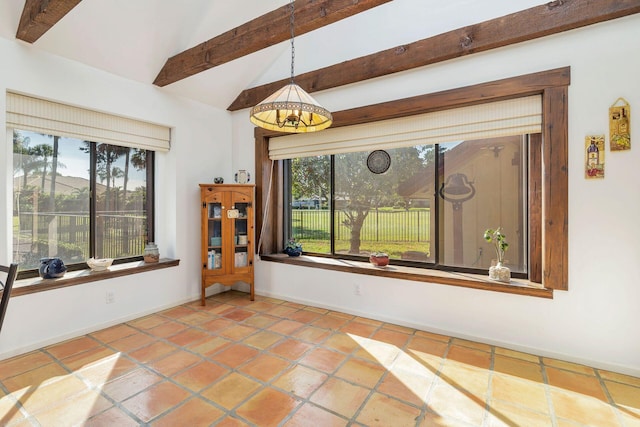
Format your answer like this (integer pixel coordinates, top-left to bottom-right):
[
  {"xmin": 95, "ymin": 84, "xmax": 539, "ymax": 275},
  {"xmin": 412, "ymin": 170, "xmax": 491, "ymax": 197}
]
[{"xmin": 369, "ymin": 253, "xmax": 389, "ymax": 267}]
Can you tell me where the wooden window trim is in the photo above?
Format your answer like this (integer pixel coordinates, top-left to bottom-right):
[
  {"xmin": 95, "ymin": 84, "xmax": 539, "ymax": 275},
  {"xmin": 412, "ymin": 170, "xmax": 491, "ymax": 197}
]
[{"xmin": 255, "ymin": 67, "xmax": 569, "ymax": 291}]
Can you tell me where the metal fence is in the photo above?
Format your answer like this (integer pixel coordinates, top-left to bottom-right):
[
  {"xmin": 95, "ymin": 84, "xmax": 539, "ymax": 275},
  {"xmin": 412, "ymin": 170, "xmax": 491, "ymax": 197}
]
[
  {"xmin": 14, "ymin": 212, "xmax": 146, "ymax": 269},
  {"xmin": 291, "ymin": 208, "xmax": 431, "ymax": 242}
]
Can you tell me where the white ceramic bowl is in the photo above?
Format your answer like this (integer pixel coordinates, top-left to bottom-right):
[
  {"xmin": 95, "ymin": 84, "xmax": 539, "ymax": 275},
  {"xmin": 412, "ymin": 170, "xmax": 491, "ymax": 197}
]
[{"xmin": 87, "ymin": 258, "xmax": 114, "ymax": 271}]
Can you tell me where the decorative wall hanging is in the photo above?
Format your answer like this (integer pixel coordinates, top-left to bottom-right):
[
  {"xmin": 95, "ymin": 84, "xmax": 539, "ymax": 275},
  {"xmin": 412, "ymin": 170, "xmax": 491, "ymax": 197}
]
[
  {"xmin": 585, "ymin": 135, "xmax": 605, "ymax": 179},
  {"xmin": 609, "ymin": 98, "xmax": 631, "ymax": 151},
  {"xmin": 367, "ymin": 150, "xmax": 391, "ymax": 174}
]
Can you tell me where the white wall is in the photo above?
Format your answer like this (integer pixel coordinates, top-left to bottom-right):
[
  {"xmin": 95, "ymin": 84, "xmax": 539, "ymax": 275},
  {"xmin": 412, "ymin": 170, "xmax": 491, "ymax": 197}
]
[
  {"xmin": 0, "ymin": 38, "xmax": 233, "ymax": 358},
  {"xmin": 233, "ymin": 14, "xmax": 640, "ymax": 376}
]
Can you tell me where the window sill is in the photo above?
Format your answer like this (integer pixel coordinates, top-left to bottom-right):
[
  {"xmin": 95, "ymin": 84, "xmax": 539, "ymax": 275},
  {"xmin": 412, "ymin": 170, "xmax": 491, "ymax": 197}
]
[
  {"xmin": 260, "ymin": 254, "xmax": 553, "ymax": 299},
  {"xmin": 11, "ymin": 258, "xmax": 180, "ymax": 297}
]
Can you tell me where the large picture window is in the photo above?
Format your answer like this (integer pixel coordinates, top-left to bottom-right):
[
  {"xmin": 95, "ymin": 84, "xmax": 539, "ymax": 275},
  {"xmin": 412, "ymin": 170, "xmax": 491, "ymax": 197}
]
[
  {"xmin": 287, "ymin": 134, "xmax": 530, "ymax": 276},
  {"xmin": 12, "ymin": 129, "xmax": 154, "ymax": 276}
]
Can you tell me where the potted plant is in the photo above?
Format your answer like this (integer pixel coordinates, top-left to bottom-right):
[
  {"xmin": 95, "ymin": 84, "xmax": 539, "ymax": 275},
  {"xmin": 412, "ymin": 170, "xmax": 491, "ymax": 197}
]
[
  {"xmin": 284, "ymin": 238, "xmax": 303, "ymax": 257},
  {"xmin": 369, "ymin": 252, "xmax": 390, "ymax": 267},
  {"xmin": 483, "ymin": 227, "xmax": 510, "ymax": 282}
]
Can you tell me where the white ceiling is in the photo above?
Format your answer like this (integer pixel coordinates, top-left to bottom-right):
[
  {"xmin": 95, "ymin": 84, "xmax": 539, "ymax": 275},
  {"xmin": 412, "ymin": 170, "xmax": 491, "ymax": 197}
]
[{"xmin": 0, "ymin": 0, "xmax": 547, "ymax": 110}]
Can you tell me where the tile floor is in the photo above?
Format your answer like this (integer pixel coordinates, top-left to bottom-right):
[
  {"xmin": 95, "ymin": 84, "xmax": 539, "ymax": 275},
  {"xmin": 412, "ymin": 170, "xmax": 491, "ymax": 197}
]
[{"xmin": 0, "ymin": 290, "xmax": 639, "ymax": 426}]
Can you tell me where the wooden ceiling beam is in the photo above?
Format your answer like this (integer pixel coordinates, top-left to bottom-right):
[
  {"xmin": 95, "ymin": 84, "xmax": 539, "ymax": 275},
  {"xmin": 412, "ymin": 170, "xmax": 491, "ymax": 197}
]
[
  {"xmin": 16, "ymin": 0, "xmax": 82, "ymax": 43},
  {"xmin": 153, "ymin": 0, "xmax": 392, "ymax": 87},
  {"xmin": 229, "ymin": 0, "xmax": 640, "ymax": 111}
]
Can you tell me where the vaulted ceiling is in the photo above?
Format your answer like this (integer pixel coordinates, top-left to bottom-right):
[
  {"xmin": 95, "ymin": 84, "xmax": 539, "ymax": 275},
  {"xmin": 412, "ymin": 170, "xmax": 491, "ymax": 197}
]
[{"xmin": 1, "ymin": 0, "xmax": 637, "ymax": 111}]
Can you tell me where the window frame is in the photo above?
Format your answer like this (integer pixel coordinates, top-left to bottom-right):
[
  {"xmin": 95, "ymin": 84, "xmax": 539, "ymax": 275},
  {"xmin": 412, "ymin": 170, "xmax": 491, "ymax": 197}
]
[
  {"xmin": 11, "ymin": 131, "xmax": 156, "ymax": 279},
  {"xmin": 255, "ymin": 67, "xmax": 569, "ymax": 291}
]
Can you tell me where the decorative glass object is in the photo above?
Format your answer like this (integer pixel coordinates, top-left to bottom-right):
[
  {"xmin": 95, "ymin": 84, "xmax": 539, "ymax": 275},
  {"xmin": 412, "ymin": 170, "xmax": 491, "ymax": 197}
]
[{"xmin": 144, "ymin": 242, "xmax": 160, "ymax": 263}]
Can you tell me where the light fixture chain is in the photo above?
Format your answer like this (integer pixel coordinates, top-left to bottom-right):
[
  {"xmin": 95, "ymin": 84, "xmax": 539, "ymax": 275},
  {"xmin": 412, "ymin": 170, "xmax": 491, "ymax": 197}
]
[{"xmin": 290, "ymin": 0, "xmax": 295, "ymax": 82}]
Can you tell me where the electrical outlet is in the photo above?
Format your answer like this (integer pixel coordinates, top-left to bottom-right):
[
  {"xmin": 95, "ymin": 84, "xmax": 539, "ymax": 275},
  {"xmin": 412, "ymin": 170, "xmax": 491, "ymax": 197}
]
[
  {"xmin": 106, "ymin": 291, "xmax": 115, "ymax": 304},
  {"xmin": 354, "ymin": 284, "xmax": 362, "ymax": 296}
]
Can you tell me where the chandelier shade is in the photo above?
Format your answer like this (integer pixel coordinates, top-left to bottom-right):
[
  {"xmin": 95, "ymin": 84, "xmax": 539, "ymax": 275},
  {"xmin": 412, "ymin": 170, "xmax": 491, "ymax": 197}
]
[{"xmin": 250, "ymin": 83, "xmax": 332, "ymax": 133}]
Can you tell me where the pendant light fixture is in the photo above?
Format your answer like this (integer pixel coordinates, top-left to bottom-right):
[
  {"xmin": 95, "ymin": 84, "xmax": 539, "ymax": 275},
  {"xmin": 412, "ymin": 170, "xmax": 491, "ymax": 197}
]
[{"xmin": 250, "ymin": 0, "xmax": 332, "ymax": 133}]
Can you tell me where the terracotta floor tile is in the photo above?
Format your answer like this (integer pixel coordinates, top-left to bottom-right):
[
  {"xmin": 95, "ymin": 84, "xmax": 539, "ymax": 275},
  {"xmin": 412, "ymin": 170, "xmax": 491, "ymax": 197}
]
[
  {"xmin": 494, "ymin": 346, "xmax": 539, "ymax": 363},
  {"xmin": 179, "ymin": 312, "xmax": 213, "ymax": 325},
  {"xmin": 90, "ymin": 324, "xmax": 138, "ymax": 344},
  {"xmin": 222, "ymin": 308, "xmax": 255, "ymax": 322},
  {"xmin": 60, "ymin": 346, "xmax": 117, "ymax": 371},
  {"xmin": 32, "ymin": 389, "xmax": 112, "ymax": 426},
  {"xmin": 292, "ymin": 325, "xmax": 331, "ymax": 344},
  {"xmin": 242, "ymin": 313, "xmax": 280, "ymax": 328},
  {"xmin": 487, "ymin": 399, "xmax": 552, "ymax": 427},
  {"xmin": 122, "ymin": 381, "xmax": 191, "ymax": 423},
  {"xmin": 172, "ymin": 361, "xmax": 228, "ymax": 392},
  {"xmin": 491, "ymin": 374, "xmax": 549, "ymax": 414},
  {"xmin": 284, "ymin": 301, "xmax": 305, "ymax": 309},
  {"xmin": 188, "ymin": 336, "xmax": 232, "ymax": 357},
  {"xmin": 239, "ymin": 353, "xmax": 291, "ymax": 382},
  {"xmin": 427, "ymin": 382, "xmax": 487, "ymax": 426},
  {"xmin": 605, "ymin": 381, "xmax": 640, "ymax": 417},
  {"xmin": 324, "ymin": 333, "xmax": 362, "ymax": 354},
  {"xmin": 310, "ymin": 377, "xmax": 369, "ymax": 418},
  {"xmin": 356, "ymin": 392, "xmax": 421, "ymax": 427},
  {"xmin": 148, "ymin": 350, "xmax": 202, "ymax": 377},
  {"xmin": 243, "ymin": 330, "xmax": 283, "ymax": 350},
  {"xmin": 109, "ymin": 332, "xmax": 155, "ymax": 353},
  {"xmin": 382, "ymin": 323, "xmax": 416, "ymax": 334},
  {"xmin": 102, "ymin": 367, "xmax": 163, "ymax": 402},
  {"xmin": 352, "ymin": 337, "xmax": 401, "ymax": 366},
  {"xmin": 371, "ymin": 329, "xmax": 411, "ymax": 348},
  {"xmin": 211, "ymin": 343, "xmax": 259, "ymax": 368},
  {"xmin": 85, "ymin": 406, "xmax": 139, "ymax": 427},
  {"xmin": 151, "ymin": 397, "xmax": 224, "ymax": 426},
  {"xmin": 272, "ymin": 365, "xmax": 328, "ymax": 399},
  {"xmin": 146, "ymin": 320, "xmax": 189, "ymax": 338},
  {"xmin": 354, "ymin": 316, "xmax": 383, "ymax": 327},
  {"xmin": 599, "ymin": 370, "xmax": 640, "ymax": 388},
  {"xmin": 159, "ymin": 305, "xmax": 197, "ymax": 319},
  {"xmin": 18, "ymin": 374, "xmax": 88, "ymax": 415},
  {"xmin": 550, "ymin": 389, "xmax": 619, "ymax": 427},
  {"xmin": 267, "ymin": 305, "xmax": 298, "ymax": 317},
  {"xmin": 269, "ymin": 319, "xmax": 305, "ymax": 335},
  {"xmin": 419, "ymin": 412, "xmax": 473, "ymax": 427},
  {"xmin": 546, "ymin": 366, "xmax": 607, "ymax": 400},
  {"xmin": 376, "ymin": 370, "xmax": 432, "ymax": 407},
  {"xmin": 439, "ymin": 362, "xmax": 490, "ymax": 397},
  {"xmin": 0, "ymin": 393, "xmax": 27, "ymax": 425},
  {"xmin": 284, "ymin": 402, "xmax": 347, "ymax": 427},
  {"xmin": 312, "ymin": 315, "xmax": 350, "ymax": 330},
  {"xmin": 201, "ymin": 372, "xmax": 261, "ymax": 410},
  {"xmin": 335, "ymin": 357, "xmax": 386, "ymax": 388},
  {"xmin": 219, "ymin": 324, "xmax": 259, "ymax": 341},
  {"xmin": 446, "ymin": 345, "xmax": 492, "ymax": 369},
  {"xmin": 78, "ymin": 353, "xmax": 137, "ymax": 387},
  {"xmin": 305, "ymin": 306, "xmax": 329, "ymax": 314},
  {"xmin": 215, "ymin": 415, "xmax": 252, "ymax": 427},
  {"xmin": 127, "ymin": 314, "xmax": 167, "ymax": 330},
  {"xmin": 45, "ymin": 336, "xmax": 101, "ymax": 360},
  {"xmin": 328, "ymin": 311, "xmax": 356, "ymax": 320},
  {"xmin": 415, "ymin": 330, "xmax": 451, "ymax": 342},
  {"xmin": 2, "ymin": 362, "xmax": 69, "ymax": 394},
  {"xmin": 269, "ymin": 339, "xmax": 314, "ymax": 361},
  {"xmin": 200, "ymin": 317, "xmax": 235, "ymax": 333},
  {"xmin": 128, "ymin": 341, "xmax": 178, "ymax": 364},
  {"xmin": 288, "ymin": 309, "xmax": 322, "ymax": 324},
  {"xmin": 203, "ymin": 303, "xmax": 236, "ymax": 315},
  {"xmin": 451, "ymin": 338, "xmax": 492, "ymax": 352},
  {"xmin": 245, "ymin": 301, "xmax": 278, "ymax": 312},
  {"xmin": 166, "ymin": 328, "xmax": 210, "ymax": 346},
  {"xmin": 543, "ymin": 357, "xmax": 595, "ymax": 375},
  {"xmin": 407, "ymin": 336, "xmax": 448, "ymax": 359},
  {"xmin": 0, "ymin": 351, "xmax": 56, "ymax": 381},
  {"xmin": 340, "ymin": 321, "xmax": 377, "ymax": 337},
  {"xmin": 300, "ymin": 347, "xmax": 347, "ymax": 374},
  {"xmin": 493, "ymin": 354, "xmax": 543, "ymax": 383},
  {"xmin": 236, "ymin": 387, "xmax": 301, "ymax": 427}
]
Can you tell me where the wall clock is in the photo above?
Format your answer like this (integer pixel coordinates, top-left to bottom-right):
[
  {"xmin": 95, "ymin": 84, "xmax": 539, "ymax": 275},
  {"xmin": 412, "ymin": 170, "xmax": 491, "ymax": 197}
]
[{"xmin": 367, "ymin": 150, "xmax": 391, "ymax": 174}]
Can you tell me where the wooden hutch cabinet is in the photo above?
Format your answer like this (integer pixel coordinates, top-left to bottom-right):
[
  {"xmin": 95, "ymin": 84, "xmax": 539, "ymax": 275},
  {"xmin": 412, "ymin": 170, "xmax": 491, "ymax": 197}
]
[{"xmin": 199, "ymin": 184, "xmax": 255, "ymax": 304}]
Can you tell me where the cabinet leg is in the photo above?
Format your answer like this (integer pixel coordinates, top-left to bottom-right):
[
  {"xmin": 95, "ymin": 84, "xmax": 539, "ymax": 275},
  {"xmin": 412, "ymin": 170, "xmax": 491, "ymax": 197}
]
[
  {"xmin": 201, "ymin": 284, "xmax": 206, "ymax": 306},
  {"xmin": 250, "ymin": 281, "xmax": 255, "ymax": 301}
]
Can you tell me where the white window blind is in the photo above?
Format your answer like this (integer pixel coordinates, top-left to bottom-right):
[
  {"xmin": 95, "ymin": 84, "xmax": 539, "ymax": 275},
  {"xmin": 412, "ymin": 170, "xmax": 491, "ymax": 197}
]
[
  {"xmin": 6, "ymin": 92, "xmax": 171, "ymax": 152},
  {"xmin": 269, "ymin": 95, "xmax": 541, "ymax": 159}
]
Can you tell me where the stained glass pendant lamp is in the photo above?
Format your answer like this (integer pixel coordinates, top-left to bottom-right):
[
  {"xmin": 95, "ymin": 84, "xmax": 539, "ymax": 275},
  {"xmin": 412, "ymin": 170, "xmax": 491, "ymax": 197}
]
[{"xmin": 250, "ymin": 0, "xmax": 332, "ymax": 133}]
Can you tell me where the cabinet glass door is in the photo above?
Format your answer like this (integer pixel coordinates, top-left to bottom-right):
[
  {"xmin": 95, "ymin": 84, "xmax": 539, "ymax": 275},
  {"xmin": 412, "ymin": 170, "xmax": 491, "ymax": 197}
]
[
  {"xmin": 207, "ymin": 202, "xmax": 223, "ymax": 269},
  {"xmin": 233, "ymin": 202, "xmax": 249, "ymax": 268}
]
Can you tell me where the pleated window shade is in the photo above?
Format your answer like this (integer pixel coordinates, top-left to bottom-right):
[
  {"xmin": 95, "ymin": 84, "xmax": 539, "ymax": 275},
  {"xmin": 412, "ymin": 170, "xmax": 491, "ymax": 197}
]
[
  {"xmin": 6, "ymin": 92, "xmax": 171, "ymax": 152},
  {"xmin": 269, "ymin": 95, "xmax": 541, "ymax": 160}
]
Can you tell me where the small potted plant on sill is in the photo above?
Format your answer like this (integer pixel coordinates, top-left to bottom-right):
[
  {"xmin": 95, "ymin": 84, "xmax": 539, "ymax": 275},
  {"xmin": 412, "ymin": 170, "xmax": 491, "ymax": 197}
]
[
  {"xmin": 484, "ymin": 227, "xmax": 510, "ymax": 282},
  {"xmin": 284, "ymin": 238, "xmax": 303, "ymax": 257}
]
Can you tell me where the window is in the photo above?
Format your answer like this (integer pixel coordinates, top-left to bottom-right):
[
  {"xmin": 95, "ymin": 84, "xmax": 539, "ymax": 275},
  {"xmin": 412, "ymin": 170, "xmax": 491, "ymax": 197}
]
[
  {"xmin": 287, "ymin": 134, "xmax": 530, "ymax": 276},
  {"xmin": 12, "ymin": 129, "xmax": 154, "ymax": 275},
  {"xmin": 7, "ymin": 92, "xmax": 170, "ymax": 278},
  {"xmin": 256, "ymin": 68, "xmax": 569, "ymax": 290}
]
